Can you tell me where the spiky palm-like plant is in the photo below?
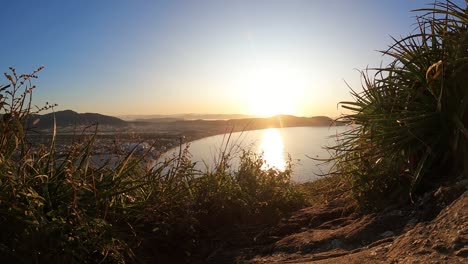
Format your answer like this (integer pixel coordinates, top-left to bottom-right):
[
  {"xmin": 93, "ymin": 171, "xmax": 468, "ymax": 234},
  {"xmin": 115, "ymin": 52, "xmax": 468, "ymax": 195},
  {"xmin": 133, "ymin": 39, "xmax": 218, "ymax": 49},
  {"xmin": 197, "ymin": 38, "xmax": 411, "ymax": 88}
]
[{"xmin": 331, "ymin": 0, "xmax": 468, "ymax": 210}]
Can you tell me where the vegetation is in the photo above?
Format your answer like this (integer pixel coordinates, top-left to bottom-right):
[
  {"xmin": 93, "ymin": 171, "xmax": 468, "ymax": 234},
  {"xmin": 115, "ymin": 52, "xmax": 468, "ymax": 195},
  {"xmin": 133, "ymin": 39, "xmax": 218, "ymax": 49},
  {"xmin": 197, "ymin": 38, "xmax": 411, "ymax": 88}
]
[
  {"xmin": 1, "ymin": 0, "xmax": 467, "ymax": 262},
  {"xmin": 0, "ymin": 68, "xmax": 304, "ymax": 262},
  {"xmin": 330, "ymin": 0, "xmax": 467, "ymax": 211}
]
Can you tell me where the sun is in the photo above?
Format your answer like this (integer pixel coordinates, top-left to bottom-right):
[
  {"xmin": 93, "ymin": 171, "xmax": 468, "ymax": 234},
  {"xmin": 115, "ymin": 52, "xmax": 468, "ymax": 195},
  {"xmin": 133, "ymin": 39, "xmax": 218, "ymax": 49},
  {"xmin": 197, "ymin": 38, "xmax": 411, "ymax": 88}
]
[{"xmin": 243, "ymin": 63, "xmax": 306, "ymax": 117}]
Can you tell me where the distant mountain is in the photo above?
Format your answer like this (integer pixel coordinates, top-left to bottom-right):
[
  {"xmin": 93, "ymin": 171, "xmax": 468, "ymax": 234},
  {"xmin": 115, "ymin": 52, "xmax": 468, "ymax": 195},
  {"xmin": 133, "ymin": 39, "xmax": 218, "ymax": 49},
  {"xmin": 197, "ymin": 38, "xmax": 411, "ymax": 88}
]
[
  {"xmin": 183, "ymin": 115, "xmax": 342, "ymax": 130},
  {"xmin": 119, "ymin": 113, "xmax": 253, "ymax": 121},
  {"xmin": 25, "ymin": 110, "xmax": 342, "ymax": 133},
  {"xmin": 29, "ymin": 110, "xmax": 127, "ymax": 129},
  {"xmin": 129, "ymin": 115, "xmax": 344, "ymax": 135}
]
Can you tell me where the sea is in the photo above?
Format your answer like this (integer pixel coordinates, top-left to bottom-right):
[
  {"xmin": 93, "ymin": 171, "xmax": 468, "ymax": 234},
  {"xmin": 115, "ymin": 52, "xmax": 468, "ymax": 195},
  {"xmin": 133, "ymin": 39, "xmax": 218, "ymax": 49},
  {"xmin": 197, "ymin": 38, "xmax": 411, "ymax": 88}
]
[{"xmin": 162, "ymin": 126, "xmax": 349, "ymax": 182}]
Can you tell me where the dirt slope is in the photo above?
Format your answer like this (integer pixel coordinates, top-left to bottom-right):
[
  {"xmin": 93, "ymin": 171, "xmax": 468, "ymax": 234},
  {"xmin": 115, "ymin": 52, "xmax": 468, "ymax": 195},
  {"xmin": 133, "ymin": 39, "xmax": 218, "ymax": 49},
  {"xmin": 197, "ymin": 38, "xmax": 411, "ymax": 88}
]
[{"xmin": 208, "ymin": 180, "xmax": 468, "ymax": 263}]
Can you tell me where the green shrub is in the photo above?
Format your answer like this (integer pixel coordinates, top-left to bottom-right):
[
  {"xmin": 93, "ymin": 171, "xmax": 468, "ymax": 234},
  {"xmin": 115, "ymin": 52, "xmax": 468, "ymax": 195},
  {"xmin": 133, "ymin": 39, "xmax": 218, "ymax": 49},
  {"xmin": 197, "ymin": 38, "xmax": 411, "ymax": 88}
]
[
  {"xmin": 194, "ymin": 150, "xmax": 304, "ymax": 227},
  {"xmin": 331, "ymin": 0, "xmax": 468, "ymax": 211}
]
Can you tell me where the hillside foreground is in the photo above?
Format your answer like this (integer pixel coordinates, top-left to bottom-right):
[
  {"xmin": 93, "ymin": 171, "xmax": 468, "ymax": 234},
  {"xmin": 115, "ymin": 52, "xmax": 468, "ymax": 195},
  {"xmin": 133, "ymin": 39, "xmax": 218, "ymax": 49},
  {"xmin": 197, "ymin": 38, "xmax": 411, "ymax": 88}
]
[{"xmin": 205, "ymin": 178, "xmax": 468, "ymax": 263}]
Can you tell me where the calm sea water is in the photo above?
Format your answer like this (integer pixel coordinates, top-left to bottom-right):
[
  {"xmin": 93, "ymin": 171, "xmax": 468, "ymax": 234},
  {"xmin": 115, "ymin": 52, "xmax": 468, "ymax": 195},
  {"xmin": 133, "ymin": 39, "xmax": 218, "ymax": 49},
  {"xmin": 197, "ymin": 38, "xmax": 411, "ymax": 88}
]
[{"xmin": 163, "ymin": 126, "xmax": 349, "ymax": 182}]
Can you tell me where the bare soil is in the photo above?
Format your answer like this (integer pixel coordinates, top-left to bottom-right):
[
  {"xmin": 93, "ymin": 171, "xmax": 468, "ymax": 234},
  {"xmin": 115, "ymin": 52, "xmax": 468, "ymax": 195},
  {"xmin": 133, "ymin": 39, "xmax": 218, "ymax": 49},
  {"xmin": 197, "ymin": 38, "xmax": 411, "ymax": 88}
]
[{"xmin": 204, "ymin": 179, "xmax": 468, "ymax": 264}]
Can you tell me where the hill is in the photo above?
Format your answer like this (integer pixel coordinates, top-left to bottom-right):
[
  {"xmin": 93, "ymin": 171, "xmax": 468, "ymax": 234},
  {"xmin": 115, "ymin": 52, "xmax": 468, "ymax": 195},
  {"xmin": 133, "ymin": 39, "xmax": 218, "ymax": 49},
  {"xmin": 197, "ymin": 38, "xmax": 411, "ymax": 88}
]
[
  {"xmin": 125, "ymin": 114, "xmax": 344, "ymax": 138},
  {"xmin": 119, "ymin": 113, "xmax": 252, "ymax": 121},
  {"xmin": 29, "ymin": 110, "xmax": 128, "ymax": 129},
  {"xmin": 27, "ymin": 110, "xmax": 343, "ymax": 136},
  {"xmin": 133, "ymin": 115, "xmax": 340, "ymax": 128},
  {"xmin": 232, "ymin": 115, "xmax": 339, "ymax": 129}
]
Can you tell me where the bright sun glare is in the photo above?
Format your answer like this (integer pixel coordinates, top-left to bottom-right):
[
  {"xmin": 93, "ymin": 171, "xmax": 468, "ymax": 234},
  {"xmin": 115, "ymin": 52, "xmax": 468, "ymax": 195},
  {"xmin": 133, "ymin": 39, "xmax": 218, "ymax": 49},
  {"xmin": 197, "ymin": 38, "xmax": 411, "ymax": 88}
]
[
  {"xmin": 259, "ymin": 128, "xmax": 286, "ymax": 171},
  {"xmin": 243, "ymin": 64, "xmax": 306, "ymax": 117}
]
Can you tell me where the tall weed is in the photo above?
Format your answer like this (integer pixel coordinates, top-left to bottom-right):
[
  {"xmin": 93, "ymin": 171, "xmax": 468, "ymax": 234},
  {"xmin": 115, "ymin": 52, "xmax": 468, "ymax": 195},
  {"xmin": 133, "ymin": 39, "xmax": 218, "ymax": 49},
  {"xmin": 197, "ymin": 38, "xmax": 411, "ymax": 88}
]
[{"xmin": 0, "ymin": 68, "xmax": 305, "ymax": 262}]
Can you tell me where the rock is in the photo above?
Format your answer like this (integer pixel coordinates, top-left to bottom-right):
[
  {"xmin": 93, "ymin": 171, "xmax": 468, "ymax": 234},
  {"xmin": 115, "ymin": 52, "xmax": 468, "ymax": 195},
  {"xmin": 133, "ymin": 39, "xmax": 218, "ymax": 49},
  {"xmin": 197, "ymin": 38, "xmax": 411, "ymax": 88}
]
[
  {"xmin": 330, "ymin": 239, "xmax": 344, "ymax": 249},
  {"xmin": 380, "ymin": 231, "xmax": 395, "ymax": 238},
  {"xmin": 456, "ymin": 179, "xmax": 468, "ymax": 189},
  {"xmin": 407, "ymin": 218, "xmax": 419, "ymax": 225},
  {"xmin": 388, "ymin": 210, "xmax": 403, "ymax": 216}
]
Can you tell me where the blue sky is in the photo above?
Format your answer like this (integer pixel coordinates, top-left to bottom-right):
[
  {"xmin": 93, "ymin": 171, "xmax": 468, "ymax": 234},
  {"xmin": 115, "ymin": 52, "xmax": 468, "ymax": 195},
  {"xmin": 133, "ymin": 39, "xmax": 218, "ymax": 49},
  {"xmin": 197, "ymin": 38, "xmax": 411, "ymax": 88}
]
[{"xmin": 1, "ymin": 0, "xmax": 463, "ymax": 117}]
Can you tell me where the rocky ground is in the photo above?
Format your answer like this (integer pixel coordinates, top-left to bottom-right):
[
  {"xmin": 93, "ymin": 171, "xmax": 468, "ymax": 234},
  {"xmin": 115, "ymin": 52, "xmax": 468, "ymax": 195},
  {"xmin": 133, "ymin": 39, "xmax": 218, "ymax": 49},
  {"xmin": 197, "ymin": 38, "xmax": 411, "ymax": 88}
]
[{"xmin": 205, "ymin": 179, "xmax": 468, "ymax": 263}]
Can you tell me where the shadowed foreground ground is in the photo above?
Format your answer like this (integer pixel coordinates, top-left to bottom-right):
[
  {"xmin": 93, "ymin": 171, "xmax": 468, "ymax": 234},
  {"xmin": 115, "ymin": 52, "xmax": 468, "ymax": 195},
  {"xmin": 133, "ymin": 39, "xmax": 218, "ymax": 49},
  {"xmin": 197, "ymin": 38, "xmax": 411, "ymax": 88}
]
[{"xmin": 204, "ymin": 180, "xmax": 468, "ymax": 263}]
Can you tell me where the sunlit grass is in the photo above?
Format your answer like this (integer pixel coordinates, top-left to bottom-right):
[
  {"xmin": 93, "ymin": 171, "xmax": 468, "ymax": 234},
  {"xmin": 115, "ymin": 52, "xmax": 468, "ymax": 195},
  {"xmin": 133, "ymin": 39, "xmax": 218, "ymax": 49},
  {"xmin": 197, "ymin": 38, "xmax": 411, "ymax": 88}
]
[{"xmin": 0, "ymin": 68, "xmax": 305, "ymax": 262}]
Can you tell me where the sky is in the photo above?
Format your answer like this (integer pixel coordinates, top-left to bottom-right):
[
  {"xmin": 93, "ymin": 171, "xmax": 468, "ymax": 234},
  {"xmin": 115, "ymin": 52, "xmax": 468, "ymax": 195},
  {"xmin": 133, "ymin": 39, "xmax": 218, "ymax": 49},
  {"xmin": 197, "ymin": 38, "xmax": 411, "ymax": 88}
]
[{"xmin": 1, "ymin": 0, "xmax": 464, "ymax": 117}]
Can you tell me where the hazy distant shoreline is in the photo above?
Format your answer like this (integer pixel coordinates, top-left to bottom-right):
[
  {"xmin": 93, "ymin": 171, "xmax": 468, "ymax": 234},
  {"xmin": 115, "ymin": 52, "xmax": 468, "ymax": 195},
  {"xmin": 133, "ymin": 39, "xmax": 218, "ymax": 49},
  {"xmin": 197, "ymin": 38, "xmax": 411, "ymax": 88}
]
[
  {"xmin": 26, "ymin": 111, "xmax": 346, "ymax": 161},
  {"xmin": 28, "ymin": 110, "xmax": 345, "ymax": 135}
]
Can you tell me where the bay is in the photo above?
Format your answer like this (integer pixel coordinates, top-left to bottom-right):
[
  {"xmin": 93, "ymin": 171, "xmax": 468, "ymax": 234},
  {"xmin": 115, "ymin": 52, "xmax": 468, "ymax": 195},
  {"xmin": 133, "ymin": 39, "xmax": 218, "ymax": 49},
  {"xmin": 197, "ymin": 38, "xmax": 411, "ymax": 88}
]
[{"xmin": 163, "ymin": 126, "xmax": 349, "ymax": 182}]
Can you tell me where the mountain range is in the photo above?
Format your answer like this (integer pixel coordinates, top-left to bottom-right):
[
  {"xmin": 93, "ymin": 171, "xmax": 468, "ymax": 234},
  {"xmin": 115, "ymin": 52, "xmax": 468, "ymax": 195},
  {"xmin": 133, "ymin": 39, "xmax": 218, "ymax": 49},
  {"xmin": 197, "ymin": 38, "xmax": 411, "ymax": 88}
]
[
  {"xmin": 27, "ymin": 110, "xmax": 343, "ymax": 131},
  {"xmin": 118, "ymin": 113, "xmax": 253, "ymax": 121}
]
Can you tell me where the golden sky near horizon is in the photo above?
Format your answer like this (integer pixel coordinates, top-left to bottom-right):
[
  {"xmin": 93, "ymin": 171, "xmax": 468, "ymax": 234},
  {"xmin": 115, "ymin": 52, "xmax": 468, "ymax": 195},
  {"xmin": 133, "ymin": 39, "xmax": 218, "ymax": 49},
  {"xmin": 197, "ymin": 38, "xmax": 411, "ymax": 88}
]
[{"xmin": 2, "ymin": 0, "xmax": 452, "ymax": 117}]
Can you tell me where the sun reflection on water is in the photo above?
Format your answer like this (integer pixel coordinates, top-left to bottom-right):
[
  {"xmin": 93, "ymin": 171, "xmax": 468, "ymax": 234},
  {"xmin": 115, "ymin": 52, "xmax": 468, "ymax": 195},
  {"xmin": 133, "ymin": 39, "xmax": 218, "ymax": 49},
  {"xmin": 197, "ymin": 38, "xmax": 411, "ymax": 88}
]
[{"xmin": 259, "ymin": 128, "xmax": 286, "ymax": 171}]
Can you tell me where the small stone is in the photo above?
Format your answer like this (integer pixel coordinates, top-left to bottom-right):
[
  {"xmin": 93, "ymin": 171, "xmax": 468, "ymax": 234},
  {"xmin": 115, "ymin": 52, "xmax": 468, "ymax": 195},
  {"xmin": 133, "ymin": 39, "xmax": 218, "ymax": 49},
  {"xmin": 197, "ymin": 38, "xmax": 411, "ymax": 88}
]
[
  {"xmin": 388, "ymin": 210, "xmax": 403, "ymax": 216},
  {"xmin": 407, "ymin": 218, "xmax": 419, "ymax": 225},
  {"xmin": 457, "ymin": 179, "xmax": 468, "ymax": 189},
  {"xmin": 330, "ymin": 239, "xmax": 343, "ymax": 249},
  {"xmin": 380, "ymin": 231, "xmax": 395, "ymax": 238}
]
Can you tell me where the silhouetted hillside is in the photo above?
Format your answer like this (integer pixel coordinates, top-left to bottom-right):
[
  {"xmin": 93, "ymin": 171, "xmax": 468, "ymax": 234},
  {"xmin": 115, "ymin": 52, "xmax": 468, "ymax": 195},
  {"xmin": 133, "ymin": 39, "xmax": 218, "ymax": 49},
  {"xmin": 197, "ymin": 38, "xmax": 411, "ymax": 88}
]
[
  {"xmin": 175, "ymin": 115, "xmax": 340, "ymax": 129},
  {"xmin": 27, "ymin": 110, "xmax": 343, "ymax": 134},
  {"xmin": 120, "ymin": 113, "xmax": 252, "ymax": 121},
  {"xmin": 29, "ymin": 110, "xmax": 128, "ymax": 129},
  {"xmin": 127, "ymin": 114, "xmax": 344, "ymax": 137}
]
